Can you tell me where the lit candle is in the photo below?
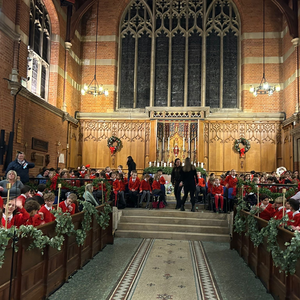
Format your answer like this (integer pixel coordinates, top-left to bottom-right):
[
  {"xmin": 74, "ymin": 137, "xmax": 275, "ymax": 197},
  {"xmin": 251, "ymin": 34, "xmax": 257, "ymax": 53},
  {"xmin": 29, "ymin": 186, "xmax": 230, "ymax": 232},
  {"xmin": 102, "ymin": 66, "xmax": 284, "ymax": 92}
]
[
  {"xmin": 164, "ymin": 163, "xmax": 166, "ymax": 167},
  {"xmin": 154, "ymin": 160, "xmax": 156, "ymax": 166},
  {"xmin": 201, "ymin": 162, "xmax": 203, "ymax": 168},
  {"xmin": 149, "ymin": 162, "xmax": 152, "ymax": 167},
  {"xmin": 157, "ymin": 162, "xmax": 160, "ymax": 167},
  {"xmin": 182, "ymin": 163, "xmax": 185, "ymax": 166},
  {"xmin": 194, "ymin": 162, "xmax": 196, "ymax": 166},
  {"xmin": 170, "ymin": 163, "xmax": 172, "ymax": 167},
  {"xmin": 197, "ymin": 162, "xmax": 200, "ymax": 167}
]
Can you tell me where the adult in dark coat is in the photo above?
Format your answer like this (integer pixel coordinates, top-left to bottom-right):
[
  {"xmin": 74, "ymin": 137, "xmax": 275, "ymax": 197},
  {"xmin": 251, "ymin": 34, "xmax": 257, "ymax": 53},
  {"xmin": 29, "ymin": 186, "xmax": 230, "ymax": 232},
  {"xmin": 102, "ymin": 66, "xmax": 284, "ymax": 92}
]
[
  {"xmin": 179, "ymin": 157, "xmax": 197, "ymax": 212},
  {"xmin": 127, "ymin": 156, "xmax": 136, "ymax": 179},
  {"xmin": 5, "ymin": 152, "xmax": 35, "ymax": 184},
  {"xmin": 171, "ymin": 158, "xmax": 183, "ymax": 209}
]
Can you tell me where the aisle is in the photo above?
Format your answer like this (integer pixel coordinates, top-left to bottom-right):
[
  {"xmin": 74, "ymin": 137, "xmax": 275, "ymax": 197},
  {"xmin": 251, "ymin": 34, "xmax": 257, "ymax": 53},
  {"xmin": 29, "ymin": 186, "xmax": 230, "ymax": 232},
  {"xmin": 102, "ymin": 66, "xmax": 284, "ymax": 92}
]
[
  {"xmin": 109, "ymin": 239, "xmax": 220, "ymax": 300},
  {"xmin": 49, "ymin": 238, "xmax": 273, "ymax": 300}
]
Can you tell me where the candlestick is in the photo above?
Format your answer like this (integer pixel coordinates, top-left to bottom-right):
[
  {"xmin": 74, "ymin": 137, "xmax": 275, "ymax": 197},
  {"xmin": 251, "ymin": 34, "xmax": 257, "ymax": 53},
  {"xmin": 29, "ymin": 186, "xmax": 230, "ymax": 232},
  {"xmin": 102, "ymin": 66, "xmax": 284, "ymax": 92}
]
[
  {"xmin": 282, "ymin": 188, "xmax": 286, "ymax": 194},
  {"xmin": 57, "ymin": 183, "xmax": 62, "ymax": 208},
  {"xmin": 282, "ymin": 188, "xmax": 286, "ymax": 219},
  {"xmin": 4, "ymin": 183, "xmax": 12, "ymax": 229}
]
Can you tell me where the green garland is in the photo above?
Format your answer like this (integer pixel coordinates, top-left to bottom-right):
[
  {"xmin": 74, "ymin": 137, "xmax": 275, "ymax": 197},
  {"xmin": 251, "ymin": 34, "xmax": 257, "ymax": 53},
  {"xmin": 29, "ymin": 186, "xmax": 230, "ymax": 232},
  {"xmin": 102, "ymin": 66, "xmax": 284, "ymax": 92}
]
[
  {"xmin": 143, "ymin": 166, "xmax": 207, "ymax": 176},
  {"xmin": 0, "ymin": 203, "xmax": 112, "ymax": 267},
  {"xmin": 234, "ymin": 186, "xmax": 300, "ymax": 275}
]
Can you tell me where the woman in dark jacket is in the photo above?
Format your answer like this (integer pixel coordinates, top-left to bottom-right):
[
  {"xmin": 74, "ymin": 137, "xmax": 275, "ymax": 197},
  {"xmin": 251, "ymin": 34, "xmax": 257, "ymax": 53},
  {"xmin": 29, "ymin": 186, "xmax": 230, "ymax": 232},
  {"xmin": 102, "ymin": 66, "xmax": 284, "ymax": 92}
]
[
  {"xmin": 171, "ymin": 158, "xmax": 183, "ymax": 209},
  {"xmin": 179, "ymin": 157, "xmax": 197, "ymax": 212},
  {"xmin": 5, "ymin": 152, "xmax": 35, "ymax": 184},
  {"xmin": 127, "ymin": 156, "xmax": 136, "ymax": 179}
]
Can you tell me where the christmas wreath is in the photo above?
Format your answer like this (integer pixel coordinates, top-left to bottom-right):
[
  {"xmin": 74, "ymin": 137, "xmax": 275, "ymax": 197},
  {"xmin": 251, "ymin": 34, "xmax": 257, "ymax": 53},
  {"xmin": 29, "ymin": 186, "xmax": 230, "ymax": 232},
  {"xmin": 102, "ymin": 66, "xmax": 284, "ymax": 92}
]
[
  {"xmin": 107, "ymin": 136, "xmax": 122, "ymax": 155},
  {"xmin": 234, "ymin": 137, "xmax": 250, "ymax": 157}
]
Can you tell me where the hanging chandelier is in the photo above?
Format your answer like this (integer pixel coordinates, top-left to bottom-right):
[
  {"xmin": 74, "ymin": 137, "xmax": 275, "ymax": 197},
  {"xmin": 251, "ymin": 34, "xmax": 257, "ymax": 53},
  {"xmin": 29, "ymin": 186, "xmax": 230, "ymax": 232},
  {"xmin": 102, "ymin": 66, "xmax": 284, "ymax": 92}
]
[
  {"xmin": 249, "ymin": 0, "xmax": 280, "ymax": 97},
  {"xmin": 81, "ymin": 0, "xmax": 108, "ymax": 97}
]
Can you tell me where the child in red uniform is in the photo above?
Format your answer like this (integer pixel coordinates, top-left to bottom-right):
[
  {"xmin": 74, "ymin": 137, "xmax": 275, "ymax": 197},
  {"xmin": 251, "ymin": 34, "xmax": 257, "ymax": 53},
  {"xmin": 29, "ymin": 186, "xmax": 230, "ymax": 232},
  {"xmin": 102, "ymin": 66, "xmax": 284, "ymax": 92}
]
[
  {"xmin": 207, "ymin": 173, "xmax": 215, "ymax": 194},
  {"xmin": 39, "ymin": 193, "xmax": 56, "ymax": 223},
  {"xmin": 25, "ymin": 200, "xmax": 44, "ymax": 226},
  {"xmin": 117, "ymin": 173, "xmax": 126, "ymax": 208},
  {"xmin": 17, "ymin": 185, "xmax": 33, "ymax": 206},
  {"xmin": 105, "ymin": 167, "xmax": 111, "ymax": 180},
  {"xmin": 287, "ymin": 198, "xmax": 300, "ymax": 227},
  {"xmin": 152, "ymin": 174, "xmax": 165, "ymax": 209},
  {"xmin": 211, "ymin": 178, "xmax": 224, "ymax": 213},
  {"xmin": 196, "ymin": 172, "xmax": 206, "ymax": 203},
  {"xmin": 2, "ymin": 195, "xmax": 30, "ymax": 228},
  {"xmin": 271, "ymin": 197, "xmax": 285, "ymax": 220},
  {"xmin": 59, "ymin": 196, "xmax": 75, "ymax": 215},
  {"xmin": 111, "ymin": 172, "xmax": 120, "ymax": 206},
  {"xmin": 128, "ymin": 170, "xmax": 140, "ymax": 207},
  {"xmin": 139, "ymin": 174, "xmax": 152, "ymax": 208},
  {"xmin": 257, "ymin": 194, "xmax": 275, "ymax": 221}
]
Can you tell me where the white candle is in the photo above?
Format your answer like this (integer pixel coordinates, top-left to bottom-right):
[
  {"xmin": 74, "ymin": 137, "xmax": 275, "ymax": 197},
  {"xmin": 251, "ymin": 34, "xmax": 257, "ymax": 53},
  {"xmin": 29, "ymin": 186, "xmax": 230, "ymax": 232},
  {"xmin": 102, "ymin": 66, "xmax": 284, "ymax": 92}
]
[
  {"xmin": 182, "ymin": 163, "xmax": 185, "ymax": 166},
  {"xmin": 194, "ymin": 163, "xmax": 196, "ymax": 166},
  {"xmin": 149, "ymin": 162, "xmax": 152, "ymax": 167},
  {"xmin": 170, "ymin": 163, "xmax": 172, "ymax": 167},
  {"xmin": 183, "ymin": 138, "xmax": 185, "ymax": 151},
  {"xmin": 197, "ymin": 162, "xmax": 200, "ymax": 167},
  {"xmin": 191, "ymin": 161, "xmax": 194, "ymax": 165},
  {"xmin": 157, "ymin": 162, "xmax": 160, "ymax": 167},
  {"xmin": 162, "ymin": 137, "xmax": 165, "ymax": 151},
  {"xmin": 154, "ymin": 161, "xmax": 156, "ymax": 166},
  {"xmin": 164, "ymin": 163, "xmax": 166, "ymax": 167},
  {"xmin": 167, "ymin": 137, "xmax": 170, "ymax": 151},
  {"xmin": 201, "ymin": 162, "xmax": 204, "ymax": 168}
]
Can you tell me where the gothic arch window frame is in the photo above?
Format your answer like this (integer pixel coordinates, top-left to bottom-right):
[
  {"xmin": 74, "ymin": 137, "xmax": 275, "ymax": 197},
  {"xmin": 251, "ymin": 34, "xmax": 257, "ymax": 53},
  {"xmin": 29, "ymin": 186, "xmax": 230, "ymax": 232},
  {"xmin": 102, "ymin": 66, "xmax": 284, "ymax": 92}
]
[
  {"xmin": 27, "ymin": 0, "xmax": 51, "ymax": 101},
  {"xmin": 117, "ymin": 0, "xmax": 241, "ymax": 110}
]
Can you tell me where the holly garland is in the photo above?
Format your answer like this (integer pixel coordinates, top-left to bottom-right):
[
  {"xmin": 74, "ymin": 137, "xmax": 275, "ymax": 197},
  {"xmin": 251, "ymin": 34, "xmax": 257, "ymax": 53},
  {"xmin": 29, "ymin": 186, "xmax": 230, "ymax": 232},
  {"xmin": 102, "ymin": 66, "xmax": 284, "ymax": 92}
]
[
  {"xmin": 107, "ymin": 136, "xmax": 122, "ymax": 155},
  {"xmin": 234, "ymin": 137, "xmax": 250, "ymax": 157}
]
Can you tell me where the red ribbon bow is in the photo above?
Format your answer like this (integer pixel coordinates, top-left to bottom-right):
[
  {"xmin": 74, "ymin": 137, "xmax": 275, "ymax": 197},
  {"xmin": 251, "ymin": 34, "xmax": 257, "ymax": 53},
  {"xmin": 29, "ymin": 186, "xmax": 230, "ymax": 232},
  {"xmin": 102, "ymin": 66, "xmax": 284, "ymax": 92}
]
[
  {"xmin": 240, "ymin": 148, "xmax": 245, "ymax": 157},
  {"xmin": 109, "ymin": 146, "xmax": 116, "ymax": 155}
]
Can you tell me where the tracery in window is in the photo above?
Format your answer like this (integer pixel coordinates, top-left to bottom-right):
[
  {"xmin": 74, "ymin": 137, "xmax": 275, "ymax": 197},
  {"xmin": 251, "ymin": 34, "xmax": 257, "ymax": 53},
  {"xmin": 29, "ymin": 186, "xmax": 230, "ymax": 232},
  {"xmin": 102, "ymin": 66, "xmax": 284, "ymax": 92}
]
[
  {"xmin": 119, "ymin": 0, "xmax": 240, "ymax": 109},
  {"xmin": 27, "ymin": 0, "xmax": 51, "ymax": 101}
]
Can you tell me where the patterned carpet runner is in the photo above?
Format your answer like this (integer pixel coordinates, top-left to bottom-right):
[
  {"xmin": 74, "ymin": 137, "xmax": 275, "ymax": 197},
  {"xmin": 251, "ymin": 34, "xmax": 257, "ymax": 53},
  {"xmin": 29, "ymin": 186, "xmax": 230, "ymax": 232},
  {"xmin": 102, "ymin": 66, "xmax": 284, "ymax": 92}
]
[{"xmin": 108, "ymin": 239, "xmax": 221, "ymax": 300}]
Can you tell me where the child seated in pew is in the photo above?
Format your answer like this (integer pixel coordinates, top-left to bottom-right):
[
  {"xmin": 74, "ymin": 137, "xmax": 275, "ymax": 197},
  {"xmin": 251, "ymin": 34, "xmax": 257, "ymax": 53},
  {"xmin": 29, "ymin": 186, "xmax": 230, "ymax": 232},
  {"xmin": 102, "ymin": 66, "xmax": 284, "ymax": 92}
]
[
  {"xmin": 39, "ymin": 193, "xmax": 56, "ymax": 223},
  {"xmin": 1, "ymin": 195, "xmax": 30, "ymax": 228},
  {"xmin": 128, "ymin": 170, "xmax": 140, "ymax": 207},
  {"xmin": 111, "ymin": 171, "xmax": 120, "ymax": 206},
  {"xmin": 211, "ymin": 178, "xmax": 224, "ymax": 213},
  {"xmin": 287, "ymin": 198, "xmax": 300, "ymax": 227},
  {"xmin": 59, "ymin": 193, "xmax": 76, "ymax": 215},
  {"xmin": 195, "ymin": 172, "xmax": 206, "ymax": 203},
  {"xmin": 272, "ymin": 196, "xmax": 286, "ymax": 220},
  {"xmin": 257, "ymin": 194, "xmax": 275, "ymax": 221},
  {"xmin": 17, "ymin": 185, "xmax": 33, "ymax": 206},
  {"xmin": 24, "ymin": 200, "xmax": 44, "ymax": 226},
  {"xmin": 152, "ymin": 174, "xmax": 165, "ymax": 209}
]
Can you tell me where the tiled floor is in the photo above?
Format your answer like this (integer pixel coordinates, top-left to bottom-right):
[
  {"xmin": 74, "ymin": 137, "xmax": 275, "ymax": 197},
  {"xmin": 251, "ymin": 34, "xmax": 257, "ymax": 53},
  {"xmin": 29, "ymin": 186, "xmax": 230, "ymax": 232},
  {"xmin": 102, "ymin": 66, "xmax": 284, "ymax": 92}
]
[{"xmin": 49, "ymin": 238, "xmax": 273, "ymax": 300}]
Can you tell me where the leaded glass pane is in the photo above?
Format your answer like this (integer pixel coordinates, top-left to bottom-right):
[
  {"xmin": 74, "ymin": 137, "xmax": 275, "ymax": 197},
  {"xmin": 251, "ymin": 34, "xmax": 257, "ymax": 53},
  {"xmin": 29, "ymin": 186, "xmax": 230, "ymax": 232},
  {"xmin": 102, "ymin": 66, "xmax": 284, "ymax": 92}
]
[
  {"xmin": 32, "ymin": 58, "xmax": 38, "ymax": 94},
  {"xmin": 41, "ymin": 65, "xmax": 46, "ymax": 99}
]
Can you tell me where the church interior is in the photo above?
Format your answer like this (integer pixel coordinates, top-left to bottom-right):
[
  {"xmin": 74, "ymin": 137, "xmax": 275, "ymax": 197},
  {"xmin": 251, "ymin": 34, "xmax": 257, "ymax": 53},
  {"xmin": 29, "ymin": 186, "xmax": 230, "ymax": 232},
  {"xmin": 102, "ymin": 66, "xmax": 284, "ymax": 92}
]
[{"xmin": 1, "ymin": 0, "xmax": 300, "ymax": 299}]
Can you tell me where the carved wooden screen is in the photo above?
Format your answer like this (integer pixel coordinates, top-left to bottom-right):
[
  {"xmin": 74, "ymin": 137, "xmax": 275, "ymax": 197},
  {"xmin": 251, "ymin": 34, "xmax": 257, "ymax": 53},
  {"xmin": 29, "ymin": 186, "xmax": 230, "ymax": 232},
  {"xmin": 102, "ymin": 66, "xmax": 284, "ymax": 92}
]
[{"xmin": 119, "ymin": 0, "xmax": 240, "ymax": 109}]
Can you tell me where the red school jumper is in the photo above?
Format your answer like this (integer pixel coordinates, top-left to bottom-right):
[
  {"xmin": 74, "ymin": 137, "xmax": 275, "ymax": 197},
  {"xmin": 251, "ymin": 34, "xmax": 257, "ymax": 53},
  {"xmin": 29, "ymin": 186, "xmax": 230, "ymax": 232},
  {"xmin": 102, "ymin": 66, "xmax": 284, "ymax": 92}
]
[
  {"xmin": 1, "ymin": 207, "xmax": 30, "ymax": 228},
  {"xmin": 259, "ymin": 203, "xmax": 275, "ymax": 221},
  {"xmin": 140, "ymin": 179, "xmax": 152, "ymax": 192},
  {"xmin": 112, "ymin": 179, "xmax": 120, "ymax": 205},
  {"xmin": 25, "ymin": 214, "xmax": 44, "ymax": 226},
  {"xmin": 39, "ymin": 204, "xmax": 56, "ymax": 223},
  {"xmin": 59, "ymin": 201, "xmax": 75, "ymax": 215},
  {"xmin": 128, "ymin": 177, "xmax": 140, "ymax": 191}
]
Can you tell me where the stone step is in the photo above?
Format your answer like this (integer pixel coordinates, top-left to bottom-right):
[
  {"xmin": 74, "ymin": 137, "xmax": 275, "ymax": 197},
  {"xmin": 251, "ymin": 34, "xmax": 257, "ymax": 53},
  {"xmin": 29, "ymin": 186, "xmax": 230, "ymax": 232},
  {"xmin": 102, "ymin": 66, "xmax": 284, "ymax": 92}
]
[
  {"xmin": 121, "ymin": 208, "xmax": 228, "ymax": 220},
  {"xmin": 118, "ymin": 222, "xmax": 228, "ymax": 234},
  {"xmin": 119, "ymin": 216, "xmax": 228, "ymax": 227},
  {"xmin": 115, "ymin": 230, "xmax": 230, "ymax": 243}
]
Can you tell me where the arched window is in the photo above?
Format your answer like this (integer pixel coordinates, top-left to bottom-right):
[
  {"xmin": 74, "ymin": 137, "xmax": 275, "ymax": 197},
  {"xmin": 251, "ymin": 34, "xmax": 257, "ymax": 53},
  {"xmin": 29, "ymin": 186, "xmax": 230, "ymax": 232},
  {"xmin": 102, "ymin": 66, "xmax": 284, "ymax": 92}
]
[
  {"xmin": 118, "ymin": 0, "xmax": 240, "ymax": 109},
  {"xmin": 27, "ymin": 0, "xmax": 51, "ymax": 100}
]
